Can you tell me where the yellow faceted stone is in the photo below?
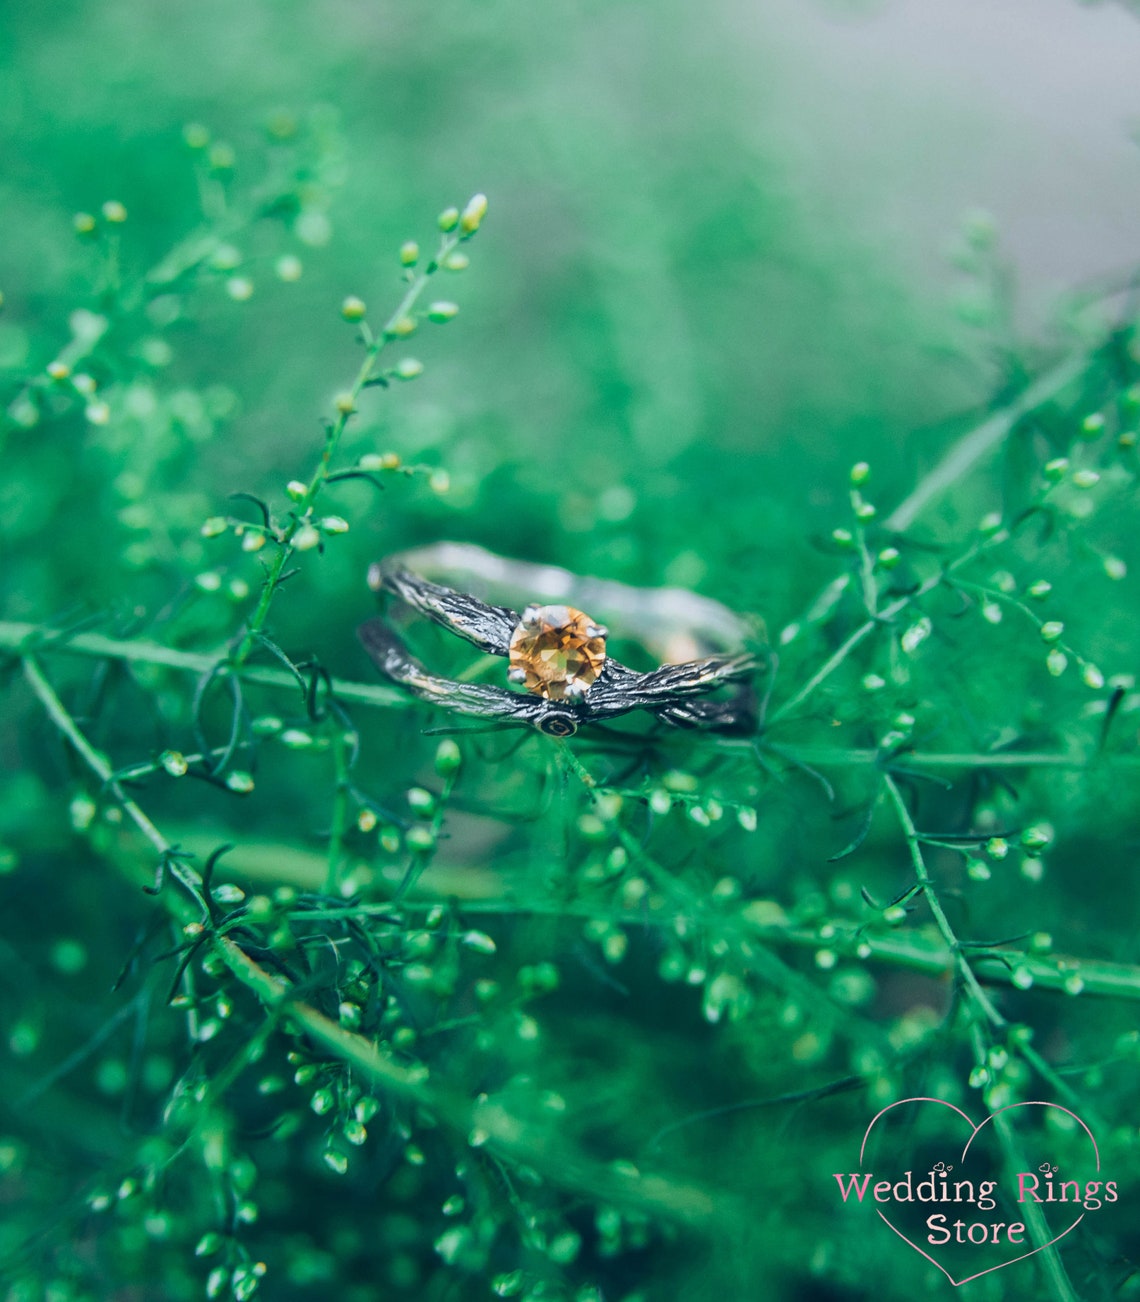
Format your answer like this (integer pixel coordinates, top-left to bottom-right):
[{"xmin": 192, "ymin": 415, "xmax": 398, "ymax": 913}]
[{"xmin": 508, "ymin": 604, "xmax": 607, "ymax": 701}]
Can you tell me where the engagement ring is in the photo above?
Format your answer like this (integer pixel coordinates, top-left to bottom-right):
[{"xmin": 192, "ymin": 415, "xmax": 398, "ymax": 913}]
[{"xmin": 358, "ymin": 543, "xmax": 761, "ymax": 737}]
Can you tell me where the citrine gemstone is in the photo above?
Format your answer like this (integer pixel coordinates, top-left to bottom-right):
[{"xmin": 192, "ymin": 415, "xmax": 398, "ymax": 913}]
[{"xmin": 508, "ymin": 604, "xmax": 607, "ymax": 701}]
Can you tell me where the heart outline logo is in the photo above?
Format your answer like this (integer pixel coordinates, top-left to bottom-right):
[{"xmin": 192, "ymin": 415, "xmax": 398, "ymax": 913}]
[{"xmin": 858, "ymin": 1097, "xmax": 1099, "ymax": 1287}]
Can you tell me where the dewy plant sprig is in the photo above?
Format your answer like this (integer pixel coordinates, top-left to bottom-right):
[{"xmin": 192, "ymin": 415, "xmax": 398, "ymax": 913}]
[{"xmin": 226, "ymin": 192, "xmax": 488, "ymax": 674}]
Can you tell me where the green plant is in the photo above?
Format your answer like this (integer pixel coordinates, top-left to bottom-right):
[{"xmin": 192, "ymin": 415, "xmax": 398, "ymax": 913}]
[{"xmin": 3, "ymin": 121, "xmax": 1140, "ymax": 1302}]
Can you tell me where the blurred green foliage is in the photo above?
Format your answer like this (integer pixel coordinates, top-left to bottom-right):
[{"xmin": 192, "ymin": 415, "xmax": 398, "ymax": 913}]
[{"xmin": 3, "ymin": 3, "xmax": 1140, "ymax": 1301}]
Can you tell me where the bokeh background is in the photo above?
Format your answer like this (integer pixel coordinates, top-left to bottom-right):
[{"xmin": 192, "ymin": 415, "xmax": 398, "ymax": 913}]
[{"xmin": 3, "ymin": 1, "xmax": 1140, "ymax": 1299}]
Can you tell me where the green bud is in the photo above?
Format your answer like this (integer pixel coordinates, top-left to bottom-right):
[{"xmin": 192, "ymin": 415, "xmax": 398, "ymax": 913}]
[
  {"xmin": 1027, "ymin": 579, "xmax": 1051, "ymax": 599},
  {"xmin": 355, "ymin": 1096, "xmax": 380, "ymax": 1123},
  {"xmin": 340, "ymin": 295, "xmax": 366, "ymax": 322},
  {"xmin": 161, "ymin": 750, "xmax": 188, "ymax": 777},
  {"xmin": 407, "ymin": 787, "xmax": 435, "ymax": 814},
  {"xmin": 406, "ymin": 825, "xmax": 436, "ymax": 852},
  {"xmin": 877, "ymin": 546, "xmax": 900, "ymax": 569},
  {"xmin": 462, "ymin": 930, "xmax": 497, "ymax": 955},
  {"xmin": 394, "ymin": 357, "xmax": 424, "ymax": 380},
  {"xmin": 849, "ymin": 461, "xmax": 871, "ymax": 485},
  {"xmin": 459, "ymin": 192, "xmax": 488, "ymax": 234},
  {"xmin": 438, "ymin": 206, "xmax": 460, "ymax": 232},
  {"xmin": 1020, "ymin": 824, "xmax": 1052, "ymax": 851},
  {"xmin": 1044, "ymin": 457, "xmax": 1069, "ymax": 481},
  {"xmin": 285, "ymin": 480, "xmax": 307, "ymax": 500},
  {"xmin": 602, "ymin": 931, "xmax": 628, "ymax": 964},
  {"xmin": 901, "ymin": 616, "xmax": 932, "ymax": 654},
  {"xmin": 293, "ymin": 523, "xmax": 321, "ymax": 551},
  {"xmin": 1039, "ymin": 621, "xmax": 1064, "ymax": 642},
  {"xmin": 434, "ymin": 738, "xmax": 462, "ymax": 775},
  {"xmin": 183, "ymin": 122, "xmax": 210, "ymax": 149},
  {"xmin": 323, "ymin": 1148, "xmax": 348, "ymax": 1175},
  {"xmin": 427, "ymin": 301, "xmax": 459, "ymax": 323},
  {"xmin": 275, "ymin": 254, "xmax": 303, "ymax": 282},
  {"xmin": 443, "ymin": 251, "xmax": 469, "ymax": 272},
  {"xmin": 208, "ymin": 142, "xmax": 235, "ymax": 170},
  {"xmin": 101, "ymin": 200, "xmax": 128, "ymax": 224},
  {"xmin": 209, "ymin": 244, "xmax": 241, "ymax": 271},
  {"xmin": 200, "ymin": 516, "xmax": 227, "ymax": 538},
  {"xmin": 1082, "ymin": 663, "xmax": 1105, "ymax": 689},
  {"xmin": 195, "ymin": 571, "xmax": 222, "ymax": 593},
  {"xmin": 1079, "ymin": 412, "xmax": 1105, "ymax": 439},
  {"xmin": 246, "ymin": 895, "xmax": 273, "ymax": 921},
  {"xmin": 1072, "ymin": 469, "xmax": 1100, "ymax": 489},
  {"xmin": 400, "ymin": 240, "xmax": 419, "ymax": 266},
  {"xmin": 1021, "ymin": 856, "xmax": 1045, "ymax": 882}
]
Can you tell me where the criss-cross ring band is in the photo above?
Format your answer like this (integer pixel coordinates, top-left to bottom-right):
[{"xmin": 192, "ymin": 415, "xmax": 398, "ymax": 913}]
[{"xmin": 357, "ymin": 542, "xmax": 762, "ymax": 738}]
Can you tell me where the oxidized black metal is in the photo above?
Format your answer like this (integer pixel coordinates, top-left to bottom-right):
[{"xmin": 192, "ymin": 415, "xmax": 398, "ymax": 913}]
[{"xmin": 359, "ymin": 558, "xmax": 759, "ymax": 736}]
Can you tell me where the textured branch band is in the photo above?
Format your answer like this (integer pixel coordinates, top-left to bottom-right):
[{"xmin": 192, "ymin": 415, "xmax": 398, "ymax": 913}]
[{"xmin": 359, "ymin": 545, "xmax": 762, "ymax": 736}]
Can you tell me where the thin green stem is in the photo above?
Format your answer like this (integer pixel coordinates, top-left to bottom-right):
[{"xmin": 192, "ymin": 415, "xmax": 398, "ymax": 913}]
[
  {"xmin": 966, "ymin": 1024, "xmax": 1080, "ymax": 1302},
  {"xmin": 0, "ymin": 621, "xmax": 406, "ymax": 708},
  {"xmin": 770, "ymin": 532, "xmax": 1006, "ymax": 725},
  {"xmin": 884, "ymin": 354, "xmax": 1090, "ymax": 533},
  {"xmin": 884, "ymin": 775, "xmax": 1005, "ymax": 1025},
  {"xmin": 230, "ymin": 230, "xmax": 464, "ymax": 671},
  {"xmin": 10, "ymin": 621, "xmax": 1135, "ymax": 778},
  {"xmin": 23, "ymin": 656, "xmax": 159, "ymax": 851},
  {"xmin": 406, "ymin": 901, "xmax": 1140, "ymax": 1002},
  {"xmin": 884, "ymin": 775, "xmax": 1092, "ymax": 1113},
  {"xmin": 19, "ymin": 653, "xmax": 722, "ymax": 1227},
  {"xmin": 324, "ymin": 729, "xmax": 352, "ymax": 895}
]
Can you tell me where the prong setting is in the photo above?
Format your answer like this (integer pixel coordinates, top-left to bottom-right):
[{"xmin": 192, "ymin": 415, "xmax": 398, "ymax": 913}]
[{"xmin": 507, "ymin": 604, "xmax": 607, "ymax": 702}]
